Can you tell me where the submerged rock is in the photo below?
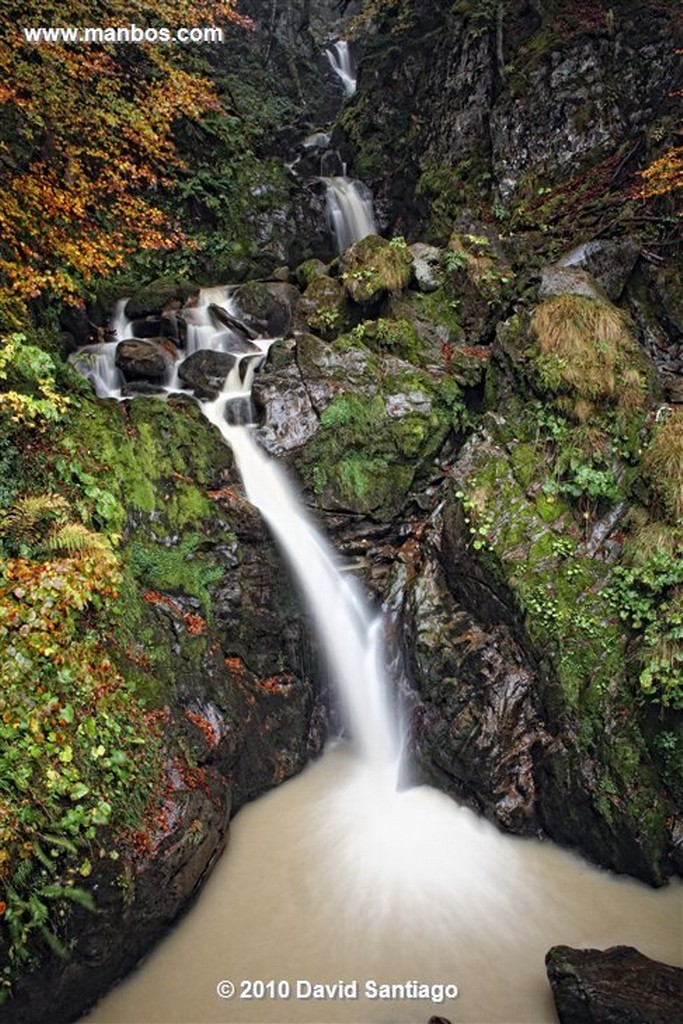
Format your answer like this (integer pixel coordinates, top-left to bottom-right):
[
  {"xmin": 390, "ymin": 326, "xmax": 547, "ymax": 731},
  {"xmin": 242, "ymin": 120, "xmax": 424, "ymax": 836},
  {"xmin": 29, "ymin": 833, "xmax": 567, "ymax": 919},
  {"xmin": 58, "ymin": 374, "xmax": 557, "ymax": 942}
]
[{"xmin": 545, "ymin": 945, "xmax": 683, "ymax": 1024}]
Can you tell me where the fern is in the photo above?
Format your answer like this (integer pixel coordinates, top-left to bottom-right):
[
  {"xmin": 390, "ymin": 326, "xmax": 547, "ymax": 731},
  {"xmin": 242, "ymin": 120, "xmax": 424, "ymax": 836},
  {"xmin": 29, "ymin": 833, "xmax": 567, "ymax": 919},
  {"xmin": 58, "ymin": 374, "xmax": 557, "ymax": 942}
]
[
  {"xmin": 47, "ymin": 523, "xmax": 112, "ymax": 556},
  {"xmin": 40, "ymin": 885, "xmax": 96, "ymax": 913},
  {"xmin": 1, "ymin": 493, "xmax": 70, "ymax": 544},
  {"xmin": 37, "ymin": 924, "xmax": 68, "ymax": 960}
]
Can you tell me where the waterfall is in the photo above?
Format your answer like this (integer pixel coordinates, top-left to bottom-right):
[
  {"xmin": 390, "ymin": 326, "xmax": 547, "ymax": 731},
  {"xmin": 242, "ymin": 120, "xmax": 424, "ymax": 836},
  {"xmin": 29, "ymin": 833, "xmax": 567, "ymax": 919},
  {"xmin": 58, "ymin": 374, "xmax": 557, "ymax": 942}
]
[
  {"xmin": 324, "ymin": 176, "xmax": 377, "ymax": 253},
  {"xmin": 201, "ymin": 383, "xmax": 401, "ymax": 770},
  {"xmin": 73, "ymin": 290, "xmax": 400, "ymax": 769},
  {"xmin": 325, "ymin": 40, "xmax": 356, "ymax": 97}
]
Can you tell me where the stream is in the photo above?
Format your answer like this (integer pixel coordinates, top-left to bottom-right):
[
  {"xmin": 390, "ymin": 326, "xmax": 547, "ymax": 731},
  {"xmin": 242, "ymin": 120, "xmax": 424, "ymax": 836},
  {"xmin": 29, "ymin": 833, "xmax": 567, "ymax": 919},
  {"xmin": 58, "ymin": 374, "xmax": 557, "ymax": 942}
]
[{"xmin": 83, "ymin": 745, "xmax": 681, "ymax": 1023}]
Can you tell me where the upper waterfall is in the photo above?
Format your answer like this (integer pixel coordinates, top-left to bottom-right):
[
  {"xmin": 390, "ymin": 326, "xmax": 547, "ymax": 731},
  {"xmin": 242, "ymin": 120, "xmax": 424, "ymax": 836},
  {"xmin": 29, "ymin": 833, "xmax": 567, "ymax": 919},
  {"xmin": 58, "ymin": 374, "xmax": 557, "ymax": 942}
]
[{"xmin": 325, "ymin": 40, "xmax": 356, "ymax": 97}]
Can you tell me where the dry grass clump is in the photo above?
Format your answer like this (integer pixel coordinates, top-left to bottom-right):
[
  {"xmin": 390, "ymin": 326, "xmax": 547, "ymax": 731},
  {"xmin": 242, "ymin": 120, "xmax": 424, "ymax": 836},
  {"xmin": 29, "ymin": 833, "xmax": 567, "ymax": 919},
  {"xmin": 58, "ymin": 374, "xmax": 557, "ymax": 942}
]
[
  {"xmin": 530, "ymin": 294, "xmax": 646, "ymax": 415},
  {"xmin": 642, "ymin": 408, "xmax": 683, "ymax": 523},
  {"xmin": 622, "ymin": 518, "xmax": 682, "ymax": 566}
]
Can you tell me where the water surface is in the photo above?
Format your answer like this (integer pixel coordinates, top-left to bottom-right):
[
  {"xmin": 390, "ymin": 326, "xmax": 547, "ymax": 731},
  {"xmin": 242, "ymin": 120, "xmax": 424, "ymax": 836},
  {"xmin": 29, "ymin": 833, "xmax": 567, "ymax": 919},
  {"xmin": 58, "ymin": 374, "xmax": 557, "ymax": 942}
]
[{"xmin": 84, "ymin": 745, "xmax": 683, "ymax": 1024}]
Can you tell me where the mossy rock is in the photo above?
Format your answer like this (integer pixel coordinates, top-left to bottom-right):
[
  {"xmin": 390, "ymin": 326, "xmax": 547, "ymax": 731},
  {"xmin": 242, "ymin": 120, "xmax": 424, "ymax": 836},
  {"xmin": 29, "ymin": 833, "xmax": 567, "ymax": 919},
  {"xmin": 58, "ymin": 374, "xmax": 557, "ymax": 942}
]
[
  {"xmin": 339, "ymin": 235, "xmax": 413, "ymax": 305},
  {"xmin": 387, "ymin": 287, "xmax": 463, "ymax": 358},
  {"xmin": 231, "ymin": 281, "xmax": 294, "ymax": 336},
  {"xmin": 298, "ymin": 366, "xmax": 462, "ymax": 518},
  {"xmin": 346, "ymin": 318, "xmax": 424, "ymax": 363},
  {"xmin": 298, "ymin": 276, "xmax": 350, "ymax": 340},
  {"xmin": 443, "ymin": 232, "xmax": 515, "ymax": 343},
  {"xmin": 125, "ymin": 277, "xmax": 198, "ymax": 320},
  {"xmin": 294, "ymin": 258, "xmax": 329, "ymax": 289}
]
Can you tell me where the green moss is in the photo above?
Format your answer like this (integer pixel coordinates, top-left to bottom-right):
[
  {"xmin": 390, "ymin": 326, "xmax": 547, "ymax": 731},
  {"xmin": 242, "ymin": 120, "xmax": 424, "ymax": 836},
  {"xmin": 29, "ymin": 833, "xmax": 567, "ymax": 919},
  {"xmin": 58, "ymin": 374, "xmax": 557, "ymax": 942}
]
[
  {"xmin": 127, "ymin": 534, "xmax": 223, "ymax": 619},
  {"xmin": 340, "ymin": 235, "xmax": 413, "ymax": 304},
  {"xmin": 302, "ymin": 377, "xmax": 460, "ymax": 517},
  {"xmin": 349, "ymin": 318, "xmax": 423, "ymax": 362}
]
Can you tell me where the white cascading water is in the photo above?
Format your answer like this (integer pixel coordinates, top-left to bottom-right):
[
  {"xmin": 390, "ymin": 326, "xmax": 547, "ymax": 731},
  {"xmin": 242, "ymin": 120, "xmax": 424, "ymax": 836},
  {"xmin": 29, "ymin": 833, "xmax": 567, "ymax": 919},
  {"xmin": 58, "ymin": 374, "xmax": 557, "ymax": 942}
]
[
  {"xmin": 69, "ymin": 287, "xmax": 269, "ymax": 400},
  {"xmin": 75, "ymin": 291, "xmax": 399, "ymax": 766},
  {"xmin": 324, "ymin": 176, "xmax": 377, "ymax": 253},
  {"xmin": 201, "ymin": 386, "xmax": 400, "ymax": 770},
  {"xmin": 325, "ymin": 40, "xmax": 356, "ymax": 97}
]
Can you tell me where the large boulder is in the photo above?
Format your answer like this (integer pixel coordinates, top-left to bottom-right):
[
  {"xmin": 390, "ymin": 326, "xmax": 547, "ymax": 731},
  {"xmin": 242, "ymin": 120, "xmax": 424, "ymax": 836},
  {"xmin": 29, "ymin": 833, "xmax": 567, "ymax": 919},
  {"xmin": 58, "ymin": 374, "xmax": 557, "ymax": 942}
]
[
  {"xmin": 124, "ymin": 277, "xmax": 197, "ymax": 320},
  {"xmin": 558, "ymin": 238, "xmax": 640, "ymax": 301},
  {"xmin": 177, "ymin": 350, "xmax": 237, "ymax": 400},
  {"xmin": 545, "ymin": 946, "xmax": 683, "ymax": 1024},
  {"xmin": 115, "ymin": 339, "xmax": 176, "ymax": 383},
  {"xmin": 231, "ymin": 281, "xmax": 298, "ymax": 337}
]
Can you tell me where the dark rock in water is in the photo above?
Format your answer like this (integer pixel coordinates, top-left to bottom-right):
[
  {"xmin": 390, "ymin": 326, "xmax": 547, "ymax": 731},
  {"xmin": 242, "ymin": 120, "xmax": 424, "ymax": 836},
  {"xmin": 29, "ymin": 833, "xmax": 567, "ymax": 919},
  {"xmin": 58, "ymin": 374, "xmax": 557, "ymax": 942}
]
[
  {"xmin": 177, "ymin": 350, "xmax": 237, "ymax": 400},
  {"xmin": 231, "ymin": 280, "xmax": 297, "ymax": 337},
  {"xmin": 428, "ymin": 1018, "xmax": 453, "ymax": 1024},
  {"xmin": 161, "ymin": 308, "xmax": 188, "ymax": 347},
  {"xmin": 115, "ymin": 339, "xmax": 174, "ymax": 383},
  {"xmin": 120, "ymin": 382, "xmax": 168, "ymax": 398},
  {"xmin": 207, "ymin": 302, "xmax": 260, "ymax": 342},
  {"xmin": 129, "ymin": 317, "xmax": 166, "ymax": 339},
  {"xmin": 125, "ymin": 277, "xmax": 198, "ymax": 319},
  {"xmin": 545, "ymin": 945, "xmax": 683, "ymax": 1024},
  {"xmin": 205, "ymin": 303, "xmax": 262, "ymax": 352},
  {"xmin": 223, "ymin": 395, "xmax": 257, "ymax": 426}
]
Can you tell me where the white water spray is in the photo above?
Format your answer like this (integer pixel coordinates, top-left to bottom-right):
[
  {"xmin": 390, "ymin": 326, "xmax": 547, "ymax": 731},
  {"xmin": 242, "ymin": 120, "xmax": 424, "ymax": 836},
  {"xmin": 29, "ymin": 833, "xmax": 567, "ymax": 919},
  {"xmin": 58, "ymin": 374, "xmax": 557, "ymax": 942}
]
[
  {"xmin": 324, "ymin": 176, "xmax": 377, "ymax": 253},
  {"xmin": 325, "ymin": 40, "xmax": 356, "ymax": 97},
  {"xmin": 202, "ymin": 387, "xmax": 400, "ymax": 769}
]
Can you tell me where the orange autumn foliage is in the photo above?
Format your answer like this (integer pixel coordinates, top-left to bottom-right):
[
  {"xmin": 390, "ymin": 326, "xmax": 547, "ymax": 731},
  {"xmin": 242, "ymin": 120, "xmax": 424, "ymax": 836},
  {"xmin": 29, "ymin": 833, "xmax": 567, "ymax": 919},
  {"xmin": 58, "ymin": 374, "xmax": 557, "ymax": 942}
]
[
  {"xmin": 630, "ymin": 145, "xmax": 683, "ymax": 201},
  {"xmin": 0, "ymin": 0, "xmax": 250, "ymax": 326}
]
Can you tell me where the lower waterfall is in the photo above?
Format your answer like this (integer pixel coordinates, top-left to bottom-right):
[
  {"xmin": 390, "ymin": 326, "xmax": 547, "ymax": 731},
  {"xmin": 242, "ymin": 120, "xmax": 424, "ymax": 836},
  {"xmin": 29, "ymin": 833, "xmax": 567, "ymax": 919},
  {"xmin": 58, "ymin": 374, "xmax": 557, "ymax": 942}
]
[{"xmin": 202, "ymin": 389, "xmax": 400, "ymax": 770}]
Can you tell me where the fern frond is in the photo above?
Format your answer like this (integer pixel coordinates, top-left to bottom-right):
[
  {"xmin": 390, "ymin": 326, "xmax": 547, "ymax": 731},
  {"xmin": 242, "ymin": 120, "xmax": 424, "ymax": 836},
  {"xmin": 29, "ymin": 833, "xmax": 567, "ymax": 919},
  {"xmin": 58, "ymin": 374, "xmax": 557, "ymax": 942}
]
[
  {"xmin": 47, "ymin": 523, "xmax": 112, "ymax": 556},
  {"xmin": 40, "ymin": 885, "xmax": 96, "ymax": 913},
  {"xmin": 38, "ymin": 924, "xmax": 68, "ymax": 959},
  {"xmin": 1, "ymin": 493, "xmax": 70, "ymax": 542}
]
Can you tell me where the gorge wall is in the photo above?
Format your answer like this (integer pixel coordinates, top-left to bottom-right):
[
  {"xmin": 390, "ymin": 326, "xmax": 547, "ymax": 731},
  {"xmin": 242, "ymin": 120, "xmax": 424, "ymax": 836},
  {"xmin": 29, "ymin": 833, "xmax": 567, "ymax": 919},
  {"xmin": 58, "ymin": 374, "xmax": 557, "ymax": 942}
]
[{"xmin": 0, "ymin": 1, "xmax": 681, "ymax": 1021}]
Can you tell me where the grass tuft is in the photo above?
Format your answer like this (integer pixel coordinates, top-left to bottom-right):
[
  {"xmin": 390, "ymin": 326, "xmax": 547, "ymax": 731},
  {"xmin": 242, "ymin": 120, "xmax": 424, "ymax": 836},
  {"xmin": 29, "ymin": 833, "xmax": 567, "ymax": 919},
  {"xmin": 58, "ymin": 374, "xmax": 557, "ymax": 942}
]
[{"xmin": 642, "ymin": 408, "xmax": 683, "ymax": 523}]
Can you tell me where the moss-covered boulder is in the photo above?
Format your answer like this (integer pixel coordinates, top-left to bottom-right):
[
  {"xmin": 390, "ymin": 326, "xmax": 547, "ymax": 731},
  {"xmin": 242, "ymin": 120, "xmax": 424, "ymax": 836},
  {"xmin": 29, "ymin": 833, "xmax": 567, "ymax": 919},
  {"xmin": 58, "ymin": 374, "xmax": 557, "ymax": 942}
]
[
  {"xmin": 294, "ymin": 341, "xmax": 467, "ymax": 518},
  {"xmin": 124, "ymin": 277, "xmax": 198, "ymax": 320},
  {"xmin": 294, "ymin": 257, "xmax": 329, "ymax": 289},
  {"xmin": 231, "ymin": 281, "xmax": 297, "ymax": 337},
  {"xmin": 443, "ymin": 231, "xmax": 515, "ymax": 343},
  {"xmin": 339, "ymin": 235, "xmax": 413, "ymax": 305},
  {"xmin": 298, "ymin": 275, "xmax": 350, "ymax": 340}
]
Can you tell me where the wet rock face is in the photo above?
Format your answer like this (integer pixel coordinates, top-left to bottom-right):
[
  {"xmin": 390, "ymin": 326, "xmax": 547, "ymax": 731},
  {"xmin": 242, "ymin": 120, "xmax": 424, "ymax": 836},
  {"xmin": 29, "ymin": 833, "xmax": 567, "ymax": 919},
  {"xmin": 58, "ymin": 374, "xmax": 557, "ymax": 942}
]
[
  {"xmin": 176, "ymin": 349, "xmax": 237, "ymax": 400},
  {"xmin": 545, "ymin": 945, "xmax": 683, "ymax": 1024},
  {"xmin": 342, "ymin": 2, "xmax": 676, "ymax": 230}
]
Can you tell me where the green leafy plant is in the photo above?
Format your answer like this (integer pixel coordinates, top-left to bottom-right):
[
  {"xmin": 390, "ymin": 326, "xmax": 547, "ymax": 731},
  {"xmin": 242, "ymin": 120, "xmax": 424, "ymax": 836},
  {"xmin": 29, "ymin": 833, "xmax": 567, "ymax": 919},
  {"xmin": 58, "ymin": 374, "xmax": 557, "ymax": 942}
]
[
  {"xmin": 443, "ymin": 249, "xmax": 468, "ymax": 272},
  {"xmin": 607, "ymin": 550, "xmax": 683, "ymax": 708},
  {"xmin": 0, "ymin": 335, "xmax": 71, "ymax": 427}
]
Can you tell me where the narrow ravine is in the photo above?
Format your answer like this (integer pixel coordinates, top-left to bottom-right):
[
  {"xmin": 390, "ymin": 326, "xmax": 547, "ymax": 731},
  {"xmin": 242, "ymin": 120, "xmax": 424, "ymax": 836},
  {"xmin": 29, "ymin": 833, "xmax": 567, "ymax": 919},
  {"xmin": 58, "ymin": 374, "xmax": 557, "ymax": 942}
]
[{"xmin": 79, "ymin": 291, "xmax": 683, "ymax": 1024}]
